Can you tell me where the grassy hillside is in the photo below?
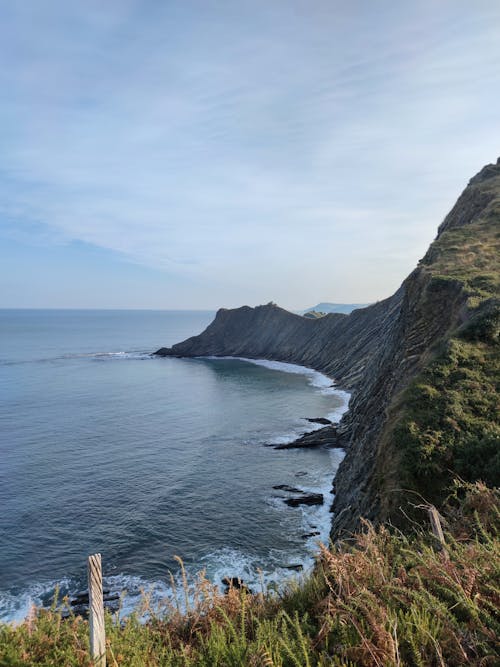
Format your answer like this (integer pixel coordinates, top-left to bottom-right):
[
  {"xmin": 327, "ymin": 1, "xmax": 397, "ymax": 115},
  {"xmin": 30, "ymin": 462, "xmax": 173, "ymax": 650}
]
[
  {"xmin": 380, "ymin": 171, "xmax": 500, "ymax": 517},
  {"xmin": 1, "ymin": 483, "xmax": 498, "ymax": 666}
]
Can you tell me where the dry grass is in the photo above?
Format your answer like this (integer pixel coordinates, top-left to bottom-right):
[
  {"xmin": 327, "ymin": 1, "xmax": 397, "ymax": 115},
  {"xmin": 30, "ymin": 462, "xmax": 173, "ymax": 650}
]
[{"xmin": 1, "ymin": 482, "xmax": 498, "ymax": 666}]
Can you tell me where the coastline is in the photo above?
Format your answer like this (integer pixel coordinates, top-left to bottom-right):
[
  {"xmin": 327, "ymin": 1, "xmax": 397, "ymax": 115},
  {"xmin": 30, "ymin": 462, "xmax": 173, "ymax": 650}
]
[
  {"xmin": 197, "ymin": 355, "xmax": 351, "ymax": 448},
  {"xmin": 1, "ymin": 353, "xmax": 351, "ymax": 624}
]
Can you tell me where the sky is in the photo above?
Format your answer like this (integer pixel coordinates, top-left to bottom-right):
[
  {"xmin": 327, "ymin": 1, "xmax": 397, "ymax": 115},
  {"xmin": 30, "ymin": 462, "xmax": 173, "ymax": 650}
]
[{"xmin": 1, "ymin": 1, "xmax": 499, "ymax": 310}]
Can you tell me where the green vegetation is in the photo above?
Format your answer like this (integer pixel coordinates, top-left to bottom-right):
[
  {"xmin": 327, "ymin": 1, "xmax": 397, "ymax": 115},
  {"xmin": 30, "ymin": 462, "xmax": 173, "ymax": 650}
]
[
  {"xmin": 389, "ymin": 191, "xmax": 500, "ymax": 511},
  {"xmin": 1, "ymin": 483, "xmax": 498, "ymax": 666},
  {"xmin": 395, "ymin": 333, "xmax": 499, "ymax": 503},
  {"xmin": 302, "ymin": 311, "xmax": 326, "ymax": 319}
]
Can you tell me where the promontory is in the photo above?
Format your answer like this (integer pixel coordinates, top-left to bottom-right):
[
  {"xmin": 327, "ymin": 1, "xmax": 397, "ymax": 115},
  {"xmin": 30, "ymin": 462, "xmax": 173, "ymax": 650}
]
[{"xmin": 155, "ymin": 158, "xmax": 500, "ymax": 538}]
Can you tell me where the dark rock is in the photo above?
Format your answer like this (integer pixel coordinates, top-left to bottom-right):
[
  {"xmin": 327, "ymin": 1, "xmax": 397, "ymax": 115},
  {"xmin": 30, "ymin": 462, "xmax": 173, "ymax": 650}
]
[
  {"xmin": 285, "ymin": 493, "xmax": 323, "ymax": 507},
  {"xmin": 70, "ymin": 595, "xmax": 88, "ymax": 606},
  {"xmin": 301, "ymin": 531, "xmax": 321, "ymax": 539},
  {"xmin": 62, "ymin": 604, "xmax": 88, "ymax": 619},
  {"xmin": 282, "ymin": 563, "xmax": 303, "ymax": 571},
  {"xmin": 272, "ymin": 484, "xmax": 303, "ymax": 493},
  {"xmin": 104, "ymin": 599, "xmax": 120, "ymax": 613},
  {"xmin": 274, "ymin": 425, "xmax": 340, "ymax": 450},
  {"xmin": 65, "ymin": 589, "xmax": 119, "ymax": 619},
  {"xmin": 304, "ymin": 417, "xmax": 332, "ymax": 425},
  {"xmin": 71, "ymin": 588, "xmax": 110, "ymax": 604},
  {"xmin": 221, "ymin": 577, "xmax": 252, "ymax": 595},
  {"xmin": 295, "ymin": 471, "xmax": 308, "ymax": 477}
]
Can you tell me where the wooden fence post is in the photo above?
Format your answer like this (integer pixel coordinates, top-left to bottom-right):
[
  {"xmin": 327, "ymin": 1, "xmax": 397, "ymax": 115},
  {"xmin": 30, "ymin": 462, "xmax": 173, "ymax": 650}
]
[
  {"xmin": 88, "ymin": 553, "xmax": 106, "ymax": 666},
  {"xmin": 428, "ymin": 505, "xmax": 449, "ymax": 560}
]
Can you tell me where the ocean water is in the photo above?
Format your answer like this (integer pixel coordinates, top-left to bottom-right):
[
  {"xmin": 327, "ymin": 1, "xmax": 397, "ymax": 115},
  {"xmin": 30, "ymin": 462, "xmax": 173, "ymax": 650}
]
[{"xmin": 0, "ymin": 309, "xmax": 349, "ymax": 622}]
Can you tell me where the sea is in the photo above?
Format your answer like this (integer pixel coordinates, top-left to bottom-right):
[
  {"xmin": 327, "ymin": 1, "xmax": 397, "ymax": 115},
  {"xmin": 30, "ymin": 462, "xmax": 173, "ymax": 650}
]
[{"xmin": 0, "ymin": 309, "xmax": 350, "ymax": 622}]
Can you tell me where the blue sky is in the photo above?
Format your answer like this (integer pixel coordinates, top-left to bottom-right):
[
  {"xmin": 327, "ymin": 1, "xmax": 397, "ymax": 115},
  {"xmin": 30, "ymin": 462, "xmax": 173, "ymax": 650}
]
[{"xmin": 1, "ymin": 1, "xmax": 499, "ymax": 310}]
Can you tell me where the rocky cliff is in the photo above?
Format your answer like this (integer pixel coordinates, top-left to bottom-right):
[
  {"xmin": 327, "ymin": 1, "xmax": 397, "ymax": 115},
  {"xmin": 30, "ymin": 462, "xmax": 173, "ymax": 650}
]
[
  {"xmin": 156, "ymin": 295, "xmax": 403, "ymax": 391},
  {"xmin": 156, "ymin": 158, "xmax": 500, "ymax": 536}
]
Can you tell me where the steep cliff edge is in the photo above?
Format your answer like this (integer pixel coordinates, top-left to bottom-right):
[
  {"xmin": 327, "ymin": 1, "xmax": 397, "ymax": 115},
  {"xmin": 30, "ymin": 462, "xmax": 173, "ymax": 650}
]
[{"xmin": 155, "ymin": 159, "xmax": 500, "ymax": 536}]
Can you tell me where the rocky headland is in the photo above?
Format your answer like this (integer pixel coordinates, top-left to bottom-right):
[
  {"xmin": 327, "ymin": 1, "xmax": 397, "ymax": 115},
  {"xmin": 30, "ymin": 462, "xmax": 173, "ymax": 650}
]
[{"xmin": 155, "ymin": 159, "xmax": 500, "ymax": 538}]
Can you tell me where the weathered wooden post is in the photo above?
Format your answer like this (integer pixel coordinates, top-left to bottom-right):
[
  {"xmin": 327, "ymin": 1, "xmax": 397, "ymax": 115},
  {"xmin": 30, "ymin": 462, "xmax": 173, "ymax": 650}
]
[
  {"xmin": 428, "ymin": 505, "xmax": 449, "ymax": 559},
  {"xmin": 88, "ymin": 553, "xmax": 106, "ymax": 666}
]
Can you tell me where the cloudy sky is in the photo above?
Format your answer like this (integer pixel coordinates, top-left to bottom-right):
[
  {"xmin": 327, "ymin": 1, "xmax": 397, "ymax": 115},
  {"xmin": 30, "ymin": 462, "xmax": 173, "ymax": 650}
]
[{"xmin": 1, "ymin": 1, "xmax": 499, "ymax": 310}]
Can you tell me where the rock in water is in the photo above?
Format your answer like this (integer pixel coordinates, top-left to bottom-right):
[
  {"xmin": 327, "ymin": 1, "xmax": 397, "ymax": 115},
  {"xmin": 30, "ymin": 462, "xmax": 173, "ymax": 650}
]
[
  {"xmin": 282, "ymin": 563, "xmax": 304, "ymax": 571},
  {"xmin": 304, "ymin": 417, "xmax": 332, "ymax": 425},
  {"xmin": 221, "ymin": 577, "xmax": 252, "ymax": 595},
  {"xmin": 272, "ymin": 484, "xmax": 304, "ymax": 493},
  {"xmin": 285, "ymin": 493, "xmax": 324, "ymax": 507}
]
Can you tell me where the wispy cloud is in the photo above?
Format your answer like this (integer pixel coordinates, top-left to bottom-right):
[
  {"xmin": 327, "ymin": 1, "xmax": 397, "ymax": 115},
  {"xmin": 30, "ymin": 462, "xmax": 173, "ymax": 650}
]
[{"xmin": 1, "ymin": 1, "xmax": 500, "ymax": 308}]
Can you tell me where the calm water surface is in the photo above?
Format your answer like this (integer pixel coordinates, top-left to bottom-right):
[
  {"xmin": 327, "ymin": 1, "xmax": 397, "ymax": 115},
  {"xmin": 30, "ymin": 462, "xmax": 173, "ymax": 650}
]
[{"xmin": 0, "ymin": 309, "xmax": 348, "ymax": 621}]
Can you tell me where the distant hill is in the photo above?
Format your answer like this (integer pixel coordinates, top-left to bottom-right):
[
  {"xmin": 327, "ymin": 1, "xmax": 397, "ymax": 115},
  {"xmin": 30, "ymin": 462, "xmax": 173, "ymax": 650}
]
[{"xmin": 302, "ymin": 302, "xmax": 369, "ymax": 315}]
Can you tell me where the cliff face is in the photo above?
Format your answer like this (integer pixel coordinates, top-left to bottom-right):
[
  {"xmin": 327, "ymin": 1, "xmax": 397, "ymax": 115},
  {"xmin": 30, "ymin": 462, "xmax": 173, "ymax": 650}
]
[
  {"xmin": 156, "ymin": 294, "xmax": 402, "ymax": 390},
  {"xmin": 156, "ymin": 159, "xmax": 500, "ymax": 536}
]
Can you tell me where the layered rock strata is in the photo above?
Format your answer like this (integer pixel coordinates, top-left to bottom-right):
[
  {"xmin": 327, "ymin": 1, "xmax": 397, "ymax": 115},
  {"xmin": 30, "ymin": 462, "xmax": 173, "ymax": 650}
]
[{"xmin": 155, "ymin": 159, "xmax": 500, "ymax": 537}]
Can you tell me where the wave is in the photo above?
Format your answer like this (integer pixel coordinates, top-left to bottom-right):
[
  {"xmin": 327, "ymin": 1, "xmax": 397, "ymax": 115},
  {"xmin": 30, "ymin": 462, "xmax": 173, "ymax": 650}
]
[
  {"xmin": 0, "ymin": 351, "xmax": 153, "ymax": 366},
  {"xmin": 1, "ymin": 520, "xmax": 332, "ymax": 625},
  {"xmin": 0, "ymin": 544, "xmax": 318, "ymax": 624},
  {"xmin": 203, "ymin": 357, "xmax": 350, "ymax": 401},
  {"xmin": 204, "ymin": 356, "xmax": 350, "ymax": 446},
  {"xmin": 74, "ymin": 351, "xmax": 153, "ymax": 361},
  {"xmin": 0, "ymin": 466, "xmax": 344, "ymax": 623},
  {"xmin": 0, "ymin": 578, "xmax": 73, "ymax": 624},
  {"xmin": 1, "ymin": 355, "xmax": 351, "ymax": 623},
  {"xmin": 326, "ymin": 389, "xmax": 351, "ymax": 422}
]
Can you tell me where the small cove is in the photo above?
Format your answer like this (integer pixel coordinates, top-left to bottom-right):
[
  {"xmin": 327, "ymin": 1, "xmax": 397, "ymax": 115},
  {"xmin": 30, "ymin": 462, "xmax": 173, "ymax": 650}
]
[{"xmin": 0, "ymin": 309, "xmax": 349, "ymax": 621}]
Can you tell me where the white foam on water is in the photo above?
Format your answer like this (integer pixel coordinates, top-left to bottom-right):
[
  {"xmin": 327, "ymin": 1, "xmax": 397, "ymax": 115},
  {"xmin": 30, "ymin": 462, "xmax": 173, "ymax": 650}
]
[
  {"xmin": 88, "ymin": 351, "xmax": 153, "ymax": 360},
  {"xmin": 2, "ymin": 349, "xmax": 155, "ymax": 366},
  {"xmin": 1, "ymin": 574, "xmax": 184, "ymax": 624},
  {"xmin": 1, "ymin": 357, "xmax": 351, "ymax": 623},
  {"xmin": 266, "ymin": 448, "xmax": 346, "ymax": 566},
  {"xmin": 0, "ymin": 578, "xmax": 72, "ymax": 624},
  {"xmin": 102, "ymin": 574, "xmax": 176, "ymax": 619},
  {"xmin": 199, "ymin": 460, "xmax": 342, "ymax": 592},
  {"xmin": 204, "ymin": 356, "xmax": 344, "ymax": 396},
  {"xmin": 203, "ymin": 356, "xmax": 351, "ymax": 447},
  {"xmin": 298, "ymin": 448, "xmax": 345, "ymax": 549},
  {"xmin": 0, "ymin": 551, "xmax": 315, "ymax": 625},
  {"xmin": 200, "ymin": 545, "xmax": 311, "ymax": 596},
  {"xmin": 0, "ymin": 460, "xmax": 344, "ymax": 624},
  {"xmin": 326, "ymin": 388, "xmax": 351, "ymax": 422}
]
